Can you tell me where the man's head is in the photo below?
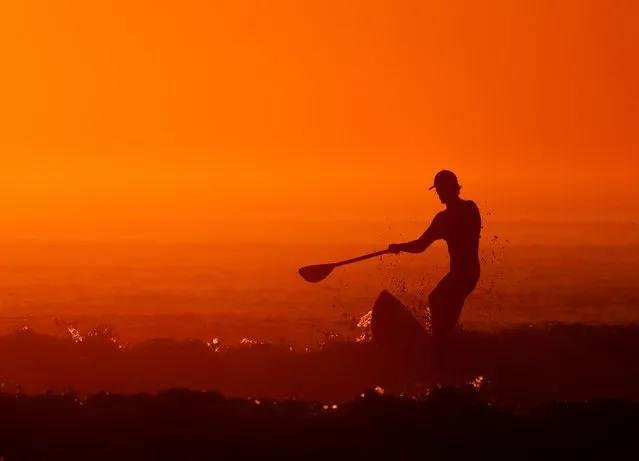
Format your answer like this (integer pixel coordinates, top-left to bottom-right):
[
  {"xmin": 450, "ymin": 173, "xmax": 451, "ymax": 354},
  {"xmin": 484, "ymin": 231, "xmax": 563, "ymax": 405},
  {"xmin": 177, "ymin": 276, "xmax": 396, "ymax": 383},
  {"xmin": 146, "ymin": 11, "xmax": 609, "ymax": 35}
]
[{"xmin": 429, "ymin": 170, "xmax": 461, "ymax": 204}]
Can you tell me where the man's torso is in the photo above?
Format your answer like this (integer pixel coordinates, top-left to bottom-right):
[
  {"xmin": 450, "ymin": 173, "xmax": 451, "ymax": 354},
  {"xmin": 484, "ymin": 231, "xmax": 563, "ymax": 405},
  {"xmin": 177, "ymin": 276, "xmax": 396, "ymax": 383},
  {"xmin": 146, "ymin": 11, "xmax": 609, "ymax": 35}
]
[{"xmin": 432, "ymin": 200, "xmax": 481, "ymax": 275}]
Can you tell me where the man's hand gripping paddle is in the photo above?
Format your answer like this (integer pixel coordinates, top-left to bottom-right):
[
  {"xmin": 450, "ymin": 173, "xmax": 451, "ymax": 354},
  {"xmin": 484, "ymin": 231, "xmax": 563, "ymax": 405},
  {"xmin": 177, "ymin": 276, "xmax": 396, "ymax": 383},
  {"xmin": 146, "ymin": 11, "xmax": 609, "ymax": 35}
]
[{"xmin": 298, "ymin": 249, "xmax": 390, "ymax": 283}]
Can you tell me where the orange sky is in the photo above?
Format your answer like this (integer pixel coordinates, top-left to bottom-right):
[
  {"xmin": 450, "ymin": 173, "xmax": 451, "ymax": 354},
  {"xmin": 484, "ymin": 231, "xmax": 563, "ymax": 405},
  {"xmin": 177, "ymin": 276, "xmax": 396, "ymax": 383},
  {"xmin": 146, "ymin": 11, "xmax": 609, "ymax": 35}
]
[{"xmin": 0, "ymin": 0, "xmax": 637, "ymax": 242}]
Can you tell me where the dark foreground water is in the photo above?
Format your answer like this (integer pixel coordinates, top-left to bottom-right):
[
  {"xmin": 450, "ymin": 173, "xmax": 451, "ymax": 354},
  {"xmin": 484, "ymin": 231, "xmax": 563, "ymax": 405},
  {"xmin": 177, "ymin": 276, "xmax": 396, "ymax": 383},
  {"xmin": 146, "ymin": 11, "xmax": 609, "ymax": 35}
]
[{"xmin": 1, "ymin": 385, "xmax": 638, "ymax": 460}]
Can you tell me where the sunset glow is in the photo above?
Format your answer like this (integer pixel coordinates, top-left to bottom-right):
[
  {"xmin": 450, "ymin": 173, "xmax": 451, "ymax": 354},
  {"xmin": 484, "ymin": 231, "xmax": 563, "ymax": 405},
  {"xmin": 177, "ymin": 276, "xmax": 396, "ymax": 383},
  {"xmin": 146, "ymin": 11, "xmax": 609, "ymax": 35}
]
[{"xmin": 0, "ymin": 0, "xmax": 636, "ymax": 243}]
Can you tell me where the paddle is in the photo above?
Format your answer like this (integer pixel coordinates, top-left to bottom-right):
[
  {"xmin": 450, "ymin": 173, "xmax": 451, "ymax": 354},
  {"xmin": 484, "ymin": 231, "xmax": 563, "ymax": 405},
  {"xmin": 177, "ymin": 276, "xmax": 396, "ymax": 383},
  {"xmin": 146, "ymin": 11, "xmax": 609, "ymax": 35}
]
[{"xmin": 298, "ymin": 249, "xmax": 390, "ymax": 283}]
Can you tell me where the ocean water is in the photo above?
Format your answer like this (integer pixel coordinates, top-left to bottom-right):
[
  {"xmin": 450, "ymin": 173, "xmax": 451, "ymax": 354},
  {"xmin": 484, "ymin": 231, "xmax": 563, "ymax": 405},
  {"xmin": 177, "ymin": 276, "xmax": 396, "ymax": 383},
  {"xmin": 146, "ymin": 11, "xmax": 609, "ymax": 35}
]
[{"xmin": 0, "ymin": 240, "xmax": 637, "ymax": 346}]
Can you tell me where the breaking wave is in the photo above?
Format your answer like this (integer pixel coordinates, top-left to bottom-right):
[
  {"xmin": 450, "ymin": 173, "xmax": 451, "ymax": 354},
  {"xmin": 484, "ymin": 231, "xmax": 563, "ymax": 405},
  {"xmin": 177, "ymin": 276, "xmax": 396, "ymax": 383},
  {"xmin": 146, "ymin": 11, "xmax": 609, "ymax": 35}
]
[{"xmin": 0, "ymin": 320, "xmax": 638, "ymax": 408}]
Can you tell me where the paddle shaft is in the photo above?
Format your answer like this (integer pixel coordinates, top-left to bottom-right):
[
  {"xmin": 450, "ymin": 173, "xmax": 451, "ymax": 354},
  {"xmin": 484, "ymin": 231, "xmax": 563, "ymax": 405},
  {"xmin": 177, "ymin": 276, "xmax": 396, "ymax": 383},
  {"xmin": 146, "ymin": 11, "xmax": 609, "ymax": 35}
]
[{"xmin": 332, "ymin": 249, "xmax": 390, "ymax": 268}]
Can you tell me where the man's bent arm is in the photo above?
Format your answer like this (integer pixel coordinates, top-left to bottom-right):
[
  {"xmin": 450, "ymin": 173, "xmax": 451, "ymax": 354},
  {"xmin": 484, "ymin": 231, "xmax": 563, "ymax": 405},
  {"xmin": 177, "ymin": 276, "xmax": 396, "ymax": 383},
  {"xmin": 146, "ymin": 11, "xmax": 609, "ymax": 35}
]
[
  {"xmin": 397, "ymin": 230, "xmax": 437, "ymax": 253},
  {"xmin": 389, "ymin": 212, "xmax": 444, "ymax": 254},
  {"xmin": 389, "ymin": 214, "xmax": 443, "ymax": 254}
]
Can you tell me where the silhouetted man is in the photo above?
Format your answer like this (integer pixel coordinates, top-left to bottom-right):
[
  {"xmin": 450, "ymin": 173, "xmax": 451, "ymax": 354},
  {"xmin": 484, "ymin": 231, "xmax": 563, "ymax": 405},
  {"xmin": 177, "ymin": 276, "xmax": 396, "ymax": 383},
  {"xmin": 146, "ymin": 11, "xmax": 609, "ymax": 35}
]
[{"xmin": 388, "ymin": 170, "xmax": 481, "ymax": 354}]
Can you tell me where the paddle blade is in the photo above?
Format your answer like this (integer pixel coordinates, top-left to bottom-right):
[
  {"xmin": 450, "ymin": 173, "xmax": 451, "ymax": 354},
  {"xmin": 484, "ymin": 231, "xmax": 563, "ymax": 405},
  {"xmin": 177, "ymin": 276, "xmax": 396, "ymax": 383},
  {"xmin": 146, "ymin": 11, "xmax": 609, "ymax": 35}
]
[{"xmin": 298, "ymin": 264, "xmax": 335, "ymax": 283}]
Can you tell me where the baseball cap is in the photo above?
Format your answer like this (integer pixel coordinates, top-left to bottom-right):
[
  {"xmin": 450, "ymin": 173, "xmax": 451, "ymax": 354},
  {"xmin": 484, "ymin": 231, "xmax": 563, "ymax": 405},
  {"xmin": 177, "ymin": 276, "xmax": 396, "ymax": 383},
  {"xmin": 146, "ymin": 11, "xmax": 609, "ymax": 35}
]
[{"xmin": 428, "ymin": 170, "xmax": 459, "ymax": 190}]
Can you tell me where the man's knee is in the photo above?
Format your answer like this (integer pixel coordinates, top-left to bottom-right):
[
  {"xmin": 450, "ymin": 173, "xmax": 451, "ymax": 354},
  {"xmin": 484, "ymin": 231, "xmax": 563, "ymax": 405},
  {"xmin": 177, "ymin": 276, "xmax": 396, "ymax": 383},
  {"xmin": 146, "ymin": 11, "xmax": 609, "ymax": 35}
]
[
  {"xmin": 428, "ymin": 290, "xmax": 442, "ymax": 309},
  {"xmin": 430, "ymin": 298, "xmax": 464, "ymax": 334}
]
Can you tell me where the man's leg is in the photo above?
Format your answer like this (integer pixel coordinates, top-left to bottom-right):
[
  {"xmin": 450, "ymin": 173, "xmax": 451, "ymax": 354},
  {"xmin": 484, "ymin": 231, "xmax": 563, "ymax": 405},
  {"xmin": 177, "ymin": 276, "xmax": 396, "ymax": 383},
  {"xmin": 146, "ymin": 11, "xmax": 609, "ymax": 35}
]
[
  {"xmin": 428, "ymin": 275, "xmax": 467, "ymax": 367},
  {"xmin": 428, "ymin": 275, "xmax": 461, "ymax": 335}
]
